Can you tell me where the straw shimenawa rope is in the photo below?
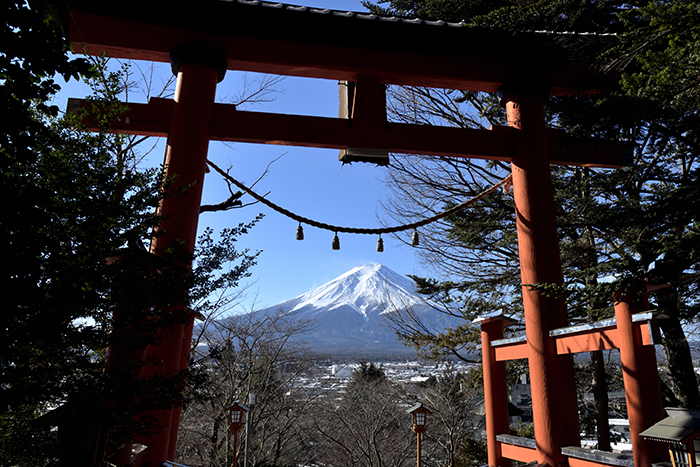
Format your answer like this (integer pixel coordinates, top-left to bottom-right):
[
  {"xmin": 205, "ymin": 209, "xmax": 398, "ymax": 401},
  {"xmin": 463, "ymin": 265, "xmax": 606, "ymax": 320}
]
[{"xmin": 208, "ymin": 161, "xmax": 513, "ymax": 236}]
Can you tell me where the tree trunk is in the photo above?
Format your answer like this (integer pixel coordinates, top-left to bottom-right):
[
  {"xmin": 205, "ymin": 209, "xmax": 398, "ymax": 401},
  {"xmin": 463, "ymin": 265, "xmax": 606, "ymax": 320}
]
[
  {"xmin": 576, "ymin": 185, "xmax": 613, "ymax": 452},
  {"xmin": 591, "ymin": 350, "xmax": 611, "ymax": 450},
  {"xmin": 659, "ymin": 377, "xmax": 680, "ymax": 407},
  {"xmin": 657, "ymin": 289, "xmax": 700, "ymax": 409},
  {"xmin": 211, "ymin": 412, "xmax": 225, "ymax": 467}
]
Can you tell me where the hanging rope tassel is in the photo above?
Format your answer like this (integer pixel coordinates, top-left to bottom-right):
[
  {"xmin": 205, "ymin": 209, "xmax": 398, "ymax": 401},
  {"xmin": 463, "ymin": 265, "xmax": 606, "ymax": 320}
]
[
  {"xmin": 296, "ymin": 223, "xmax": 304, "ymax": 240},
  {"xmin": 332, "ymin": 232, "xmax": 340, "ymax": 250},
  {"xmin": 411, "ymin": 229, "xmax": 419, "ymax": 246},
  {"xmin": 377, "ymin": 235, "xmax": 384, "ymax": 252}
]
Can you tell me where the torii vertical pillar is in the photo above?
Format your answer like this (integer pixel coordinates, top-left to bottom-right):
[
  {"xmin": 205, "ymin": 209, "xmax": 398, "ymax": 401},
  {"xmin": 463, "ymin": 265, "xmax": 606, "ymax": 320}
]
[
  {"xmin": 478, "ymin": 315, "xmax": 515, "ymax": 467},
  {"xmin": 500, "ymin": 82, "xmax": 580, "ymax": 466},
  {"xmin": 614, "ymin": 285, "xmax": 666, "ymax": 467},
  {"xmin": 137, "ymin": 46, "xmax": 226, "ymax": 466}
]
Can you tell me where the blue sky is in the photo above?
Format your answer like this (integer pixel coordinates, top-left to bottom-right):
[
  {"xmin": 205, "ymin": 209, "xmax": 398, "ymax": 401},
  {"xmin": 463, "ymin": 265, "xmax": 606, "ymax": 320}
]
[{"xmin": 56, "ymin": 0, "xmax": 432, "ymax": 314}]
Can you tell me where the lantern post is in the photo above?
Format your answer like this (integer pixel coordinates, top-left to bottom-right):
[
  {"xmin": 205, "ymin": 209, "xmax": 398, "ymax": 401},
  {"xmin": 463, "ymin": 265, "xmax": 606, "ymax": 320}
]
[
  {"xmin": 224, "ymin": 403, "xmax": 249, "ymax": 467},
  {"xmin": 408, "ymin": 403, "xmax": 432, "ymax": 467}
]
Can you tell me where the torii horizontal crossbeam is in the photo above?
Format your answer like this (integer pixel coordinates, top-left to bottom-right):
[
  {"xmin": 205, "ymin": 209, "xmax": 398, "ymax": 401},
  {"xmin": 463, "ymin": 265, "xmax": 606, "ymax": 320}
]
[{"xmin": 69, "ymin": 97, "xmax": 627, "ymax": 168}]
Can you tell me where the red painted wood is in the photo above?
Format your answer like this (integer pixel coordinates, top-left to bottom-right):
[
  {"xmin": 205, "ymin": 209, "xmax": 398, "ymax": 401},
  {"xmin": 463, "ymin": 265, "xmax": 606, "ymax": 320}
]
[
  {"xmin": 614, "ymin": 287, "xmax": 667, "ymax": 467},
  {"xmin": 500, "ymin": 442, "xmax": 537, "ymax": 463},
  {"xmin": 72, "ymin": 98, "xmax": 627, "ymax": 168},
  {"xmin": 138, "ymin": 63, "xmax": 219, "ymax": 465},
  {"xmin": 481, "ymin": 320, "xmax": 512, "ymax": 467},
  {"xmin": 494, "ymin": 341, "xmax": 529, "ymax": 361},
  {"xmin": 567, "ymin": 457, "xmax": 614, "ymax": 467},
  {"xmin": 507, "ymin": 94, "xmax": 580, "ymax": 466},
  {"xmin": 554, "ymin": 322, "xmax": 655, "ymax": 354},
  {"xmin": 492, "ymin": 322, "xmax": 657, "ymax": 360}
]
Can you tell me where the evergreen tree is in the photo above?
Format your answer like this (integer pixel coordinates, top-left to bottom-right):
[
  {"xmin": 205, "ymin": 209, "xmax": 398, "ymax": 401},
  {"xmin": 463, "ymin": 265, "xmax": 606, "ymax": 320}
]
[
  {"xmin": 1, "ymin": 2, "xmax": 261, "ymax": 464},
  {"xmin": 350, "ymin": 358, "xmax": 388, "ymax": 386}
]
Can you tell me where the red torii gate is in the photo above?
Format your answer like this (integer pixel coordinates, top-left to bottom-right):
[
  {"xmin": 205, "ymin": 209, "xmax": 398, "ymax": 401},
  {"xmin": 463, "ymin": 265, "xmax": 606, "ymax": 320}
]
[
  {"xmin": 56, "ymin": 1, "xmax": 652, "ymax": 466},
  {"xmin": 476, "ymin": 287, "xmax": 668, "ymax": 467}
]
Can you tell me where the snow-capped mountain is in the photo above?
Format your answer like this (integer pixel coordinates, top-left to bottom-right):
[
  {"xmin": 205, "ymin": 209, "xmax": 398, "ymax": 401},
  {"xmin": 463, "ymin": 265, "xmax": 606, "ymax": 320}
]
[
  {"xmin": 251, "ymin": 264, "xmax": 455, "ymax": 357},
  {"xmin": 266, "ymin": 264, "xmax": 420, "ymax": 319}
]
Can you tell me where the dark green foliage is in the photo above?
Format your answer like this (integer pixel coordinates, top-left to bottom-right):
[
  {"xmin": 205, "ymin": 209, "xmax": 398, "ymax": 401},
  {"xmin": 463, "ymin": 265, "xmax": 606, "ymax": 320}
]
[
  {"xmin": 1, "ymin": 4, "xmax": 133, "ymax": 462},
  {"xmin": 350, "ymin": 358, "xmax": 387, "ymax": 385},
  {"xmin": 1, "ymin": 2, "xmax": 261, "ymax": 464},
  {"xmin": 190, "ymin": 223, "xmax": 263, "ymax": 317},
  {"xmin": 1, "ymin": 1, "xmax": 91, "ymax": 150},
  {"xmin": 362, "ymin": 0, "xmax": 513, "ymax": 22},
  {"xmin": 617, "ymin": 1, "xmax": 700, "ymax": 112},
  {"xmin": 549, "ymin": 0, "xmax": 700, "ymax": 405},
  {"xmin": 364, "ymin": 0, "xmax": 626, "ymax": 39},
  {"xmin": 453, "ymin": 435, "xmax": 488, "ymax": 467}
]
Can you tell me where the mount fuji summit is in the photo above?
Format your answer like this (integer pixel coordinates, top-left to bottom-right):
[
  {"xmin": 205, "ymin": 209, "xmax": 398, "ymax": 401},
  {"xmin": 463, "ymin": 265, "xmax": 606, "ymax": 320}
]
[{"xmin": 252, "ymin": 264, "xmax": 454, "ymax": 357}]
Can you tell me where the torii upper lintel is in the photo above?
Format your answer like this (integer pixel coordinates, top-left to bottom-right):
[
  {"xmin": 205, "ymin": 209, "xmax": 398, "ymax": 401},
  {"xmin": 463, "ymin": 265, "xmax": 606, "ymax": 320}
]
[{"xmin": 58, "ymin": 0, "xmax": 619, "ymax": 95}]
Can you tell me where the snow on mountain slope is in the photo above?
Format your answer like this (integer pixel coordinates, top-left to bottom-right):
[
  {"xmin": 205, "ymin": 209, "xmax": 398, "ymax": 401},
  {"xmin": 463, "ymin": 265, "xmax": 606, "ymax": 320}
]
[{"xmin": 270, "ymin": 264, "xmax": 420, "ymax": 320}]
